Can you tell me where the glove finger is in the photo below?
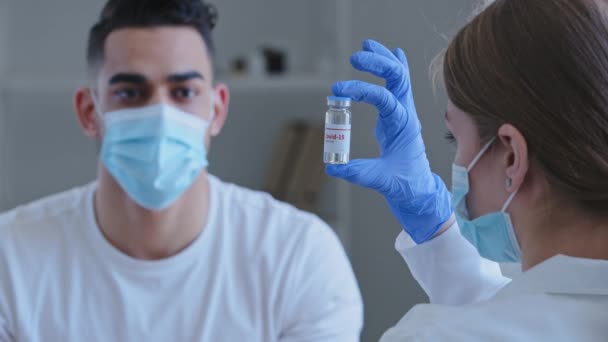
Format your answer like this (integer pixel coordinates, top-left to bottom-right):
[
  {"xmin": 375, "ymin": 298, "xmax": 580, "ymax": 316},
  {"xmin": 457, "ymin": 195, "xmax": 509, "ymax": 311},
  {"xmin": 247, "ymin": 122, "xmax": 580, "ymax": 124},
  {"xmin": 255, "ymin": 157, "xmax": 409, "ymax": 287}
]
[
  {"xmin": 325, "ymin": 159, "xmax": 385, "ymax": 190},
  {"xmin": 393, "ymin": 48, "xmax": 412, "ymax": 88},
  {"xmin": 350, "ymin": 52, "xmax": 405, "ymax": 86},
  {"xmin": 333, "ymin": 80, "xmax": 410, "ymax": 144},
  {"xmin": 393, "ymin": 48, "xmax": 407, "ymax": 66},
  {"xmin": 362, "ymin": 39, "xmax": 401, "ymax": 64},
  {"xmin": 333, "ymin": 81, "xmax": 405, "ymax": 120}
]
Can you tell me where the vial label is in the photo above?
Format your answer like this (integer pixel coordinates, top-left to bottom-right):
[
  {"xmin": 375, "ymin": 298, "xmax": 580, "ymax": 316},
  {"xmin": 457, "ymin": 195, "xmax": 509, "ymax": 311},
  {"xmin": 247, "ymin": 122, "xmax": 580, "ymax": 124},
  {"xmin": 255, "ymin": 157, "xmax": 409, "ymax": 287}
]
[{"xmin": 324, "ymin": 123, "xmax": 351, "ymax": 154}]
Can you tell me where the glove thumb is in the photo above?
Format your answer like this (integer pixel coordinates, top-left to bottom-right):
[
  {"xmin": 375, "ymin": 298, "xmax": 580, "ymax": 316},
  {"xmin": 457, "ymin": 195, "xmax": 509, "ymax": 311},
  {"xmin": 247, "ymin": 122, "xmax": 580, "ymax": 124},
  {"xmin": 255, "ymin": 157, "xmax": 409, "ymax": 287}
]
[{"xmin": 325, "ymin": 159, "xmax": 383, "ymax": 190}]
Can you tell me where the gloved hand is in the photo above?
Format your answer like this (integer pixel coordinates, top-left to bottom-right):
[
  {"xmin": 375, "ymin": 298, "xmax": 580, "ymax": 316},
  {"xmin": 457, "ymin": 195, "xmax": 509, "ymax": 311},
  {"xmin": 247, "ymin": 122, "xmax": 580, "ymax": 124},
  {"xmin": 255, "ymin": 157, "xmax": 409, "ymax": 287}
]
[{"xmin": 326, "ymin": 39, "xmax": 453, "ymax": 244}]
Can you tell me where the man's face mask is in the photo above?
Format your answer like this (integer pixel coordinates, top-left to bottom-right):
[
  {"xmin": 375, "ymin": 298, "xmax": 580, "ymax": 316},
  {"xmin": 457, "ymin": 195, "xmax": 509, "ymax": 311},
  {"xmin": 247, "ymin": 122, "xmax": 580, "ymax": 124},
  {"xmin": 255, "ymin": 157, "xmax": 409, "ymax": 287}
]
[{"xmin": 95, "ymin": 97, "xmax": 215, "ymax": 210}]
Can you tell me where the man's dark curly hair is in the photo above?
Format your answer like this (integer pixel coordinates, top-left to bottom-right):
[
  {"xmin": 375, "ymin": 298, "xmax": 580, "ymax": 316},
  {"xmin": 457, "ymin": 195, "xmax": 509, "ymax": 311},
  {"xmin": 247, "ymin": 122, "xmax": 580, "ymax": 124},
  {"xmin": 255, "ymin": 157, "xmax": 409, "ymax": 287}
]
[{"xmin": 87, "ymin": 0, "xmax": 218, "ymax": 70}]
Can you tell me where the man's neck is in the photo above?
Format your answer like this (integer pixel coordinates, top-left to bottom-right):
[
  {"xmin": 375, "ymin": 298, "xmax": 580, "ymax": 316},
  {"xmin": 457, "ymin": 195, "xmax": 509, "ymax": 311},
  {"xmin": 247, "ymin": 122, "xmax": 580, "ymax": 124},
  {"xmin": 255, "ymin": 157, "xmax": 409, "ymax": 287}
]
[{"xmin": 94, "ymin": 167, "xmax": 211, "ymax": 260}]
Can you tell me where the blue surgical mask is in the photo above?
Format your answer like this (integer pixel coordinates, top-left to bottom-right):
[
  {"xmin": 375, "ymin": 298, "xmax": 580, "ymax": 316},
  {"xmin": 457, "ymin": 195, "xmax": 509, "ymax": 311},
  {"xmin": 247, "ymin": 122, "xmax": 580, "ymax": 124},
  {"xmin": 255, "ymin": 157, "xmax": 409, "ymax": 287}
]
[
  {"xmin": 452, "ymin": 138, "xmax": 522, "ymax": 263},
  {"xmin": 99, "ymin": 102, "xmax": 213, "ymax": 211}
]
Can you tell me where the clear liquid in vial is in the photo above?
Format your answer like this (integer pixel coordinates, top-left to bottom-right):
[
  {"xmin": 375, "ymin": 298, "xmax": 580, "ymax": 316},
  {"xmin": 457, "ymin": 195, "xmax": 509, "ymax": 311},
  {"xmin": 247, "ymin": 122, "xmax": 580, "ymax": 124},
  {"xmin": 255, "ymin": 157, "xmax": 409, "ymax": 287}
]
[{"xmin": 324, "ymin": 103, "xmax": 352, "ymax": 164}]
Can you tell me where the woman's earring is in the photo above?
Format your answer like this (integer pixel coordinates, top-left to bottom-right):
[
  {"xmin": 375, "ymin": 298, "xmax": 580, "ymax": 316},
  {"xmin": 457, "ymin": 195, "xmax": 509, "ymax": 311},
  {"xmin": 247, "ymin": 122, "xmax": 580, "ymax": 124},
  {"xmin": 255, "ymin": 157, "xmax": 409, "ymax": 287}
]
[{"xmin": 506, "ymin": 178, "xmax": 513, "ymax": 189}]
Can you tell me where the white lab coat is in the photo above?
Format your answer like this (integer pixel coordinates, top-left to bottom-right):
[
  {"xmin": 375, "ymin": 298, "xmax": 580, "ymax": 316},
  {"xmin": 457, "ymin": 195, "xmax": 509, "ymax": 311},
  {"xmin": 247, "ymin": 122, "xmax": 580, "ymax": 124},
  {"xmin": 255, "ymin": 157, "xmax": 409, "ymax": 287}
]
[{"xmin": 381, "ymin": 224, "xmax": 608, "ymax": 341}]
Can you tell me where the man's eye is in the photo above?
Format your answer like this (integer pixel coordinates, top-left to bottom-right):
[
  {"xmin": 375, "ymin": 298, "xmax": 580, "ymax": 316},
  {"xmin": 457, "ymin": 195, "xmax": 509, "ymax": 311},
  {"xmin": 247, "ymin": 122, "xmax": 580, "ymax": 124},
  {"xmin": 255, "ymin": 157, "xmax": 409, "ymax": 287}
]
[
  {"xmin": 173, "ymin": 87, "xmax": 198, "ymax": 99},
  {"xmin": 115, "ymin": 88, "xmax": 144, "ymax": 100}
]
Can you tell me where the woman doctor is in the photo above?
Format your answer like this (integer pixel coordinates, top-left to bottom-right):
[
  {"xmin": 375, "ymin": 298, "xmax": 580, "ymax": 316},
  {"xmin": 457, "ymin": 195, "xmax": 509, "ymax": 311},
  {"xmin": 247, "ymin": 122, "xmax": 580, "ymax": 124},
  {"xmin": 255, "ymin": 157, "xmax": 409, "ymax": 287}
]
[{"xmin": 327, "ymin": 0, "xmax": 608, "ymax": 340}]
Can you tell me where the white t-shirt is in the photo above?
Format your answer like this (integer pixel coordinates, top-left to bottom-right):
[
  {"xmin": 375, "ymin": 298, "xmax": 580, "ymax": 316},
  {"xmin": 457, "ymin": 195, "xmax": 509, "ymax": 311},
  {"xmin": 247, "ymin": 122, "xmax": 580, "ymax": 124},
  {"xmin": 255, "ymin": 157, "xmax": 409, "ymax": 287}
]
[{"xmin": 0, "ymin": 175, "xmax": 363, "ymax": 342}]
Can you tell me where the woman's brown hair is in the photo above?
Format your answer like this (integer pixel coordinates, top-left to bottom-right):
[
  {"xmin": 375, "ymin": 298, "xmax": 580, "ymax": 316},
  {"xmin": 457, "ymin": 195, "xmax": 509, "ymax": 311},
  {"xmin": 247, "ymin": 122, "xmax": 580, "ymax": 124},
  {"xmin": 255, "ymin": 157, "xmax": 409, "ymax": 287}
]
[{"xmin": 442, "ymin": 0, "xmax": 608, "ymax": 212}]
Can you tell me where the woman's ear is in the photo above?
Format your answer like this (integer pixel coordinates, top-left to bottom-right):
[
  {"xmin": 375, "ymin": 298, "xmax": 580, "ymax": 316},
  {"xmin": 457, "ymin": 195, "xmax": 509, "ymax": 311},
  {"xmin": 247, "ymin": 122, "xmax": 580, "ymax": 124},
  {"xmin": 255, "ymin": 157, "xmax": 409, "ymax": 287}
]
[
  {"xmin": 74, "ymin": 87, "xmax": 102, "ymax": 139},
  {"xmin": 498, "ymin": 124, "xmax": 529, "ymax": 192},
  {"xmin": 209, "ymin": 83, "xmax": 230, "ymax": 137}
]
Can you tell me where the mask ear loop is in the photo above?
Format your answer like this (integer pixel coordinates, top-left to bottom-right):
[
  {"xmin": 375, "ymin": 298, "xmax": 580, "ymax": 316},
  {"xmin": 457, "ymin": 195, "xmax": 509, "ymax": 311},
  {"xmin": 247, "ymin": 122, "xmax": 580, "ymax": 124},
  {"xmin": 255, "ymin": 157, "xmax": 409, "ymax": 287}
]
[
  {"xmin": 89, "ymin": 88, "xmax": 104, "ymax": 118},
  {"xmin": 208, "ymin": 92, "xmax": 220, "ymax": 121},
  {"xmin": 88, "ymin": 88, "xmax": 107, "ymax": 135},
  {"xmin": 501, "ymin": 189, "xmax": 518, "ymax": 212},
  {"xmin": 466, "ymin": 137, "xmax": 497, "ymax": 172}
]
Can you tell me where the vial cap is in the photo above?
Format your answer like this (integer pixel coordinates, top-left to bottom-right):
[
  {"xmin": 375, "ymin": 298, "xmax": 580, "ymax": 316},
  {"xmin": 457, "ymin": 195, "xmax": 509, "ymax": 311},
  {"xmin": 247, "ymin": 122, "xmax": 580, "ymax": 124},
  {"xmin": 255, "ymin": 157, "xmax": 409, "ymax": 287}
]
[{"xmin": 327, "ymin": 96, "xmax": 352, "ymax": 108}]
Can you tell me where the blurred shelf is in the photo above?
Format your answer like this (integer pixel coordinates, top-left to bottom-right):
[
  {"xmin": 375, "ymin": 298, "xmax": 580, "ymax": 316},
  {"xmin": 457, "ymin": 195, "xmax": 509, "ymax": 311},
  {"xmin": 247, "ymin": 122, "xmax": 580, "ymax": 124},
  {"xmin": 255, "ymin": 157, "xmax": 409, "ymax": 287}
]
[
  {"xmin": 1, "ymin": 74, "xmax": 335, "ymax": 93},
  {"xmin": 221, "ymin": 75, "xmax": 334, "ymax": 93},
  {"xmin": 0, "ymin": 78, "xmax": 88, "ymax": 92}
]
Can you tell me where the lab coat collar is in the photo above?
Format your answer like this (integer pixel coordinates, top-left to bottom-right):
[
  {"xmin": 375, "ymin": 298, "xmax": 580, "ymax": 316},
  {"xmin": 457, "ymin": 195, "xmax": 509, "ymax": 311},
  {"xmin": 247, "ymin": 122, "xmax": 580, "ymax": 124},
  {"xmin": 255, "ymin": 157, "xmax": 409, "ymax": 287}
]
[{"xmin": 495, "ymin": 255, "xmax": 608, "ymax": 298}]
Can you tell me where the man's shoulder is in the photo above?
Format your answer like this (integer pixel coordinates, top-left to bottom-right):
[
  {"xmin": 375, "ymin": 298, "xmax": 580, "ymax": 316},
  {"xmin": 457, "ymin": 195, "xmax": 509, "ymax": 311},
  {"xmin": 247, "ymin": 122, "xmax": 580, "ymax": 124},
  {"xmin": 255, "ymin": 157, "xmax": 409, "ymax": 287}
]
[
  {"xmin": 0, "ymin": 183, "xmax": 93, "ymax": 241},
  {"xmin": 211, "ymin": 175, "xmax": 322, "ymax": 228},
  {"xmin": 209, "ymin": 175, "xmax": 340, "ymax": 252}
]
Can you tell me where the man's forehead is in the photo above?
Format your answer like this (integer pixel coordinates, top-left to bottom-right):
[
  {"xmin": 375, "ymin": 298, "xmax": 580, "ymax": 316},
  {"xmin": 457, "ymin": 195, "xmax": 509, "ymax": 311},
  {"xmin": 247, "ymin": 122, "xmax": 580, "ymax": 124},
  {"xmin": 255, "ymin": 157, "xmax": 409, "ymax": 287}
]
[
  {"xmin": 105, "ymin": 27, "xmax": 209, "ymax": 64},
  {"xmin": 99, "ymin": 27, "xmax": 212, "ymax": 83},
  {"xmin": 105, "ymin": 26, "xmax": 209, "ymax": 50}
]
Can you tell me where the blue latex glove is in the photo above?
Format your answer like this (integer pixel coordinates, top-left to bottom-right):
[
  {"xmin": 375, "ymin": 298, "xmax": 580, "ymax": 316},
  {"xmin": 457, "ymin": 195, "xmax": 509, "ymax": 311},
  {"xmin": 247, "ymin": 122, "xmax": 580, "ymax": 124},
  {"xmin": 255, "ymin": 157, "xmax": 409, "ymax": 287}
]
[{"xmin": 326, "ymin": 39, "xmax": 453, "ymax": 244}]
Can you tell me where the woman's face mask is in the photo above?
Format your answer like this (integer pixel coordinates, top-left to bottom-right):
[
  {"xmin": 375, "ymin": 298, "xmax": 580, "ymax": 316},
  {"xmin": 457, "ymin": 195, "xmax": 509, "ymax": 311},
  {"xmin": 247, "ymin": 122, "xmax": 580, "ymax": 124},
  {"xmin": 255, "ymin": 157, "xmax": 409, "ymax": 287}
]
[
  {"xmin": 452, "ymin": 138, "xmax": 522, "ymax": 263},
  {"xmin": 446, "ymin": 102, "xmax": 521, "ymax": 262}
]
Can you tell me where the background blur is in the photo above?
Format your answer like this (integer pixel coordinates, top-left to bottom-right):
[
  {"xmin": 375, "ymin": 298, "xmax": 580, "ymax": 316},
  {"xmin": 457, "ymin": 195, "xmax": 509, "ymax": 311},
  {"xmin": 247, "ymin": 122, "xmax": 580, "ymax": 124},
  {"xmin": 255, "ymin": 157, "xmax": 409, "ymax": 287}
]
[{"xmin": 0, "ymin": 0, "xmax": 481, "ymax": 340}]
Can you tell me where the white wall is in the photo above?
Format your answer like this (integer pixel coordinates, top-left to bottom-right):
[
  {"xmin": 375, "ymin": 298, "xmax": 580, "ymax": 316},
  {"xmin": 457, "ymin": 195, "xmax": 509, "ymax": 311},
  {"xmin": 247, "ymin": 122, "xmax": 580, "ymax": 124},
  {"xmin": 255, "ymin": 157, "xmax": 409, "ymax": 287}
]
[
  {"xmin": 0, "ymin": 0, "xmax": 8, "ymax": 207},
  {"xmin": 0, "ymin": 0, "xmax": 6, "ymax": 72},
  {"xmin": 212, "ymin": 0, "xmax": 330, "ymax": 76},
  {"xmin": 3, "ymin": 0, "xmax": 101, "ymax": 80},
  {"xmin": 0, "ymin": 0, "xmax": 479, "ymax": 341},
  {"xmin": 0, "ymin": 0, "xmax": 101, "ymax": 210}
]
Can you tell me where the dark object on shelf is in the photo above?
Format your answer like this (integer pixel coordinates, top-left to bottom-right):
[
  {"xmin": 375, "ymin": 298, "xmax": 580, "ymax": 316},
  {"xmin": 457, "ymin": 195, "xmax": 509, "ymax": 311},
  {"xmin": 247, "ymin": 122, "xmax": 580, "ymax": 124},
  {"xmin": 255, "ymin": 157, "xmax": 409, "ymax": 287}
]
[
  {"xmin": 231, "ymin": 57, "xmax": 248, "ymax": 75},
  {"xmin": 261, "ymin": 46, "xmax": 287, "ymax": 75}
]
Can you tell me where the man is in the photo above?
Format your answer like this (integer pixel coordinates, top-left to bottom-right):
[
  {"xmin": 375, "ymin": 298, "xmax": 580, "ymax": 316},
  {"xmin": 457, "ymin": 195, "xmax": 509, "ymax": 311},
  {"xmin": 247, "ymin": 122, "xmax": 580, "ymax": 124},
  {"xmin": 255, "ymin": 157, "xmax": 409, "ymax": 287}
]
[{"xmin": 0, "ymin": 1, "xmax": 363, "ymax": 341}]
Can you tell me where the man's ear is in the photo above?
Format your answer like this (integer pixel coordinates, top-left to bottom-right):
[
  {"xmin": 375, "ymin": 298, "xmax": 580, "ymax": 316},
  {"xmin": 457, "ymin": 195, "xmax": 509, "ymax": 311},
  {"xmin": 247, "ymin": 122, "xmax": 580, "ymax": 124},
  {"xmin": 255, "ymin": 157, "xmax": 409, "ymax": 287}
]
[
  {"xmin": 74, "ymin": 87, "xmax": 102, "ymax": 139},
  {"xmin": 498, "ymin": 123, "xmax": 529, "ymax": 192},
  {"xmin": 209, "ymin": 83, "xmax": 230, "ymax": 137}
]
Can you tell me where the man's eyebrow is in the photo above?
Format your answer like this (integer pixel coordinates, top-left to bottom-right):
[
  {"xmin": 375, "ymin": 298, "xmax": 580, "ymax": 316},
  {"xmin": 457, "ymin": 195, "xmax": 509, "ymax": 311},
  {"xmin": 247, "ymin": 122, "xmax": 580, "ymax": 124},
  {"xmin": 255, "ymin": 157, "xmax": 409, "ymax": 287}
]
[
  {"xmin": 108, "ymin": 73, "xmax": 148, "ymax": 85},
  {"xmin": 167, "ymin": 71, "xmax": 205, "ymax": 83}
]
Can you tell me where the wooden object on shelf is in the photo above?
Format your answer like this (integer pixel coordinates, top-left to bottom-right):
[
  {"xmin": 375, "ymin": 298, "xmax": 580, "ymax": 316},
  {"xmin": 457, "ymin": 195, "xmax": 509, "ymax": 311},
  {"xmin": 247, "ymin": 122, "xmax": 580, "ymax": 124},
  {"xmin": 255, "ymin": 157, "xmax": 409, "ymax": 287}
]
[{"xmin": 265, "ymin": 121, "xmax": 325, "ymax": 213}]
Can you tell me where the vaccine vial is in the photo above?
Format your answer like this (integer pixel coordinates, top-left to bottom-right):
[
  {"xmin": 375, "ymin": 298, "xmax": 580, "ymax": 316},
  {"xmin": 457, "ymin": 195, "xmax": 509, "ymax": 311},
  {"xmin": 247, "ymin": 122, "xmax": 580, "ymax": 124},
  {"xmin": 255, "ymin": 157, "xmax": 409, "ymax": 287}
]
[{"xmin": 324, "ymin": 96, "xmax": 352, "ymax": 164}]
